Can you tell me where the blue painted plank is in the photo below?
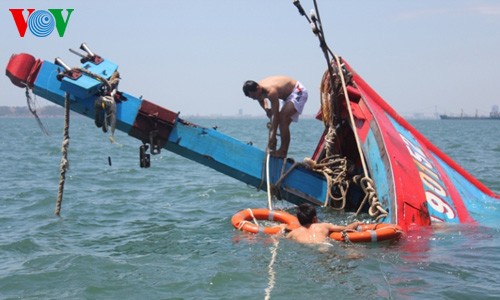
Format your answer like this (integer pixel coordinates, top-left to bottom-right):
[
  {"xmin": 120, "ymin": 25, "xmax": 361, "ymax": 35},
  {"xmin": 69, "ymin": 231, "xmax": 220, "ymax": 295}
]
[{"xmin": 31, "ymin": 60, "xmax": 330, "ymax": 206}]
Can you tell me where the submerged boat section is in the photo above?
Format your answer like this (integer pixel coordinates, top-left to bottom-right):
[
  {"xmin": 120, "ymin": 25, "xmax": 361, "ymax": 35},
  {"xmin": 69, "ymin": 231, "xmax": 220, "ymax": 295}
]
[{"xmin": 5, "ymin": 43, "xmax": 499, "ymax": 232}]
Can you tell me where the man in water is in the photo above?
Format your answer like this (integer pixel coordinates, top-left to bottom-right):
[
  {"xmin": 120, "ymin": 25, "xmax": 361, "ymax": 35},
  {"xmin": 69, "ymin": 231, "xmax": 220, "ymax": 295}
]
[
  {"xmin": 286, "ymin": 203, "xmax": 362, "ymax": 244},
  {"xmin": 242, "ymin": 76, "xmax": 308, "ymax": 158}
]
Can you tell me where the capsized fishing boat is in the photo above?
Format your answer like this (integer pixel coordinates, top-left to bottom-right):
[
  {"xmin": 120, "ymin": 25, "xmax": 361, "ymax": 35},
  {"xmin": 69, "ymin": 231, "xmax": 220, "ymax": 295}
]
[{"xmin": 5, "ymin": 5, "xmax": 499, "ymax": 233}]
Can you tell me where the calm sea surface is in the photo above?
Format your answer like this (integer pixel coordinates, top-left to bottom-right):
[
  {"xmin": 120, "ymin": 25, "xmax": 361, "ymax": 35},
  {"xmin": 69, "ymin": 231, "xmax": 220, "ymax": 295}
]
[{"xmin": 0, "ymin": 116, "xmax": 499, "ymax": 299}]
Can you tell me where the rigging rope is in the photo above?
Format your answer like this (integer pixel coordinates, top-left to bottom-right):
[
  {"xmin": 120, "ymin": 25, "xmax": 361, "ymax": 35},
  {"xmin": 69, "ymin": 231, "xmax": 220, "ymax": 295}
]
[
  {"xmin": 293, "ymin": 0, "xmax": 388, "ymax": 220},
  {"xmin": 25, "ymin": 86, "xmax": 50, "ymax": 136},
  {"xmin": 354, "ymin": 175, "xmax": 388, "ymax": 221},
  {"xmin": 52, "ymin": 66, "xmax": 120, "ymax": 216},
  {"xmin": 330, "ymin": 55, "xmax": 388, "ymax": 219},
  {"xmin": 76, "ymin": 67, "xmax": 120, "ymax": 143},
  {"xmin": 55, "ymin": 93, "xmax": 71, "ymax": 216},
  {"xmin": 310, "ymin": 155, "xmax": 349, "ymax": 209}
]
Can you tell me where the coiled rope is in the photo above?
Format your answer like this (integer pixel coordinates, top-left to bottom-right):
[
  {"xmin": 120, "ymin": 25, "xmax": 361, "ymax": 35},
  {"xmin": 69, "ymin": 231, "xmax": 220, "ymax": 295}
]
[
  {"xmin": 318, "ymin": 58, "xmax": 387, "ymax": 219},
  {"xmin": 305, "ymin": 155, "xmax": 349, "ymax": 209},
  {"xmin": 353, "ymin": 175, "xmax": 388, "ymax": 221},
  {"xmin": 298, "ymin": 73, "xmax": 351, "ymax": 209},
  {"xmin": 55, "ymin": 93, "xmax": 71, "ymax": 216},
  {"xmin": 330, "ymin": 55, "xmax": 388, "ymax": 220},
  {"xmin": 75, "ymin": 67, "xmax": 120, "ymax": 143}
]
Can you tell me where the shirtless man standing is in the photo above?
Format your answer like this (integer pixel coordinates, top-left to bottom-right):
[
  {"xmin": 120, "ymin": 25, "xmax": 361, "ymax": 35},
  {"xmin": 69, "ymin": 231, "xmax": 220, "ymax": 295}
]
[
  {"xmin": 286, "ymin": 203, "xmax": 362, "ymax": 244},
  {"xmin": 242, "ymin": 76, "xmax": 308, "ymax": 158}
]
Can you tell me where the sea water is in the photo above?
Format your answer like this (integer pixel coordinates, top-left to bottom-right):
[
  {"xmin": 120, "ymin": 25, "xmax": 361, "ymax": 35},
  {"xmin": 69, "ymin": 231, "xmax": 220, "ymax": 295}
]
[{"xmin": 0, "ymin": 116, "xmax": 499, "ymax": 299}]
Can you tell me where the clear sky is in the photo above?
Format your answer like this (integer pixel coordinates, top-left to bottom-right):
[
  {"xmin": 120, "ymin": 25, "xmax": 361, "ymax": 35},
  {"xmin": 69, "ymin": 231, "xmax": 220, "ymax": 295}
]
[{"xmin": 1, "ymin": 0, "xmax": 500, "ymax": 117}]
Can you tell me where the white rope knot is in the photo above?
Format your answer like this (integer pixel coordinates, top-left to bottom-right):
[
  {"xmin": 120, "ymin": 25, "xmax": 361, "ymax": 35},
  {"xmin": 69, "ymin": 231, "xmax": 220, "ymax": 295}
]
[{"xmin": 354, "ymin": 175, "xmax": 388, "ymax": 221}]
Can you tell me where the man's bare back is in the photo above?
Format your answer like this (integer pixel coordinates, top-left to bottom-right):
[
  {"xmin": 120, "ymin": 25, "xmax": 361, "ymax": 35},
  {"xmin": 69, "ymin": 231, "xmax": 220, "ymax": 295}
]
[
  {"xmin": 242, "ymin": 75, "xmax": 308, "ymax": 157},
  {"xmin": 257, "ymin": 76, "xmax": 297, "ymax": 101},
  {"xmin": 286, "ymin": 223, "xmax": 331, "ymax": 244},
  {"xmin": 285, "ymin": 203, "xmax": 362, "ymax": 244},
  {"xmin": 286, "ymin": 222, "xmax": 358, "ymax": 244}
]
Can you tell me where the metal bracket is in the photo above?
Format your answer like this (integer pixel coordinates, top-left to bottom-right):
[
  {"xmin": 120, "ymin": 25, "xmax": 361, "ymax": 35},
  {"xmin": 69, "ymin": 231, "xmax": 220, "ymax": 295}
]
[
  {"xmin": 129, "ymin": 100, "xmax": 178, "ymax": 164},
  {"xmin": 139, "ymin": 144, "xmax": 151, "ymax": 168},
  {"xmin": 54, "ymin": 57, "xmax": 82, "ymax": 81},
  {"xmin": 149, "ymin": 130, "xmax": 161, "ymax": 155},
  {"xmin": 79, "ymin": 43, "xmax": 103, "ymax": 65}
]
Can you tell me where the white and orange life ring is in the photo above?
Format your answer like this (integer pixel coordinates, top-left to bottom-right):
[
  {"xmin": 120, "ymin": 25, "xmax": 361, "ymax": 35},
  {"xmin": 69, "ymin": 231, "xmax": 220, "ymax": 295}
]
[
  {"xmin": 329, "ymin": 223, "xmax": 403, "ymax": 243},
  {"xmin": 231, "ymin": 208, "xmax": 300, "ymax": 235}
]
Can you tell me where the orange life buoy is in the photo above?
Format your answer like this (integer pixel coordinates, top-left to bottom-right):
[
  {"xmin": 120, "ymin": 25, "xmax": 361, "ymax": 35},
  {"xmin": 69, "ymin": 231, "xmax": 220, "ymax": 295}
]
[
  {"xmin": 329, "ymin": 223, "xmax": 403, "ymax": 243},
  {"xmin": 231, "ymin": 208, "xmax": 300, "ymax": 235}
]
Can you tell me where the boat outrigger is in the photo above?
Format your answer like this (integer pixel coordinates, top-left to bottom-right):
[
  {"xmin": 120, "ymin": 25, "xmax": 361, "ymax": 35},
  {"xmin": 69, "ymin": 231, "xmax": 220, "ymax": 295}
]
[{"xmin": 5, "ymin": 1, "xmax": 499, "ymax": 233}]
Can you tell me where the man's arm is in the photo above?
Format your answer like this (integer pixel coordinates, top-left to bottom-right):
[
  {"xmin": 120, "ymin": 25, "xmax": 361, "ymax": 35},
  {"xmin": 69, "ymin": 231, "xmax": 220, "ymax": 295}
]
[
  {"xmin": 325, "ymin": 223, "xmax": 348, "ymax": 232},
  {"xmin": 267, "ymin": 91, "xmax": 280, "ymax": 130},
  {"xmin": 345, "ymin": 221, "xmax": 363, "ymax": 231},
  {"xmin": 266, "ymin": 94, "xmax": 280, "ymax": 151},
  {"xmin": 326, "ymin": 222, "xmax": 362, "ymax": 232},
  {"xmin": 257, "ymin": 99, "xmax": 272, "ymax": 118}
]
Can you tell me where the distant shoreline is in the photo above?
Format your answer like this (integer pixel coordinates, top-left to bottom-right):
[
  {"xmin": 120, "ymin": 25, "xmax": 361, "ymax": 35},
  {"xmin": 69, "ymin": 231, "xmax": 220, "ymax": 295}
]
[
  {"xmin": 1, "ymin": 105, "xmax": 440, "ymax": 120},
  {"xmin": 0, "ymin": 105, "xmax": 68, "ymax": 118},
  {"xmin": 0, "ymin": 105, "xmax": 314, "ymax": 119}
]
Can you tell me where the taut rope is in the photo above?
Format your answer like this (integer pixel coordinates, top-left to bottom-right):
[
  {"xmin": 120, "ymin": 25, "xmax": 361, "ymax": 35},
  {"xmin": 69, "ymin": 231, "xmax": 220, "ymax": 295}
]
[
  {"xmin": 293, "ymin": 0, "xmax": 388, "ymax": 220},
  {"xmin": 265, "ymin": 116, "xmax": 275, "ymax": 210},
  {"xmin": 266, "ymin": 152, "xmax": 273, "ymax": 210}
]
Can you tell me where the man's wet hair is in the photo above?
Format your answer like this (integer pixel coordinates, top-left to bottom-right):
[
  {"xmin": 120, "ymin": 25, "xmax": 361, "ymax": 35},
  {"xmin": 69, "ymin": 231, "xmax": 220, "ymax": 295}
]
[
  {"xmin": 296, "ymin": 203, "xmax": 317, "ymax": 226},
  {"xmin": 242, "ymin": 80, "xmax": 258, "ymax": 97}
]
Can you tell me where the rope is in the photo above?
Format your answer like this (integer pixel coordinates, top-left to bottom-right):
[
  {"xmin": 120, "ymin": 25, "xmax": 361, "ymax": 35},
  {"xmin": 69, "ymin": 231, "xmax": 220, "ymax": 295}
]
[
  {"xmin": 264, "ymin": 237, "xmax": 279, "ymax": 300},
  {"xmin": 305, "ymin": 155, "xmax": 349, "ymax": 209},
  {"xmin": 77, "ymin": 67, "xmax": 120, "ymax": 93},
  {"xmin": 55, "ymin": 93, "xmax": 71, "ymax": 216},
  {"xmin": 95, "ymin": 94, "xmax": 117, "ymax": 143},
  {"xmin": 331, "ymin": 57, "xmax": 387, "ymax": 220},
  {"xmin": 257, "ymin": 119, "xmax": 275, "ymax": 193},
  {"xmin": 247, "ymin": 208, "xmax": 259, "ymax": 225},
  {"xmin": 266, "ymin": 152, "xmax": 273, "ymax": 210},
  {"xmin": 275, "ymin": 160, "xmax": 302, "ymax": 189},
  {"xmin": 354, "ymin": 175, "xmax": 388, "ymax": 221},
  {"xmin": 237, "ymin": 220, "xmax": 251, "ymax": 231},
  {"xmin": 333, "ymin": 57, "xmax": 366, "ymax": 174},
  {"xmin": 53, "ymin": 68, "xmax": 120, "ymax": 215},
  {"xmin": 236, "ymin": 209, "xmax": 266, "ymax": 232},
  {"xmin": 74, "ymin": 67, "xmax": 119, "ymax": 143},
  {"xmin": 25, "ymin": 86, "xmax": 50, "ymax": 136},
  {"xmin": 341, "ymin": 230, "xmax": 351, "ymax": 243},
  {"xmin": 292, "ymin": 0, "xmax": 388, "ymax": 220},
  {"xmin": 265, "ymin": 117, "xmax": 275, "ymax": 210}
]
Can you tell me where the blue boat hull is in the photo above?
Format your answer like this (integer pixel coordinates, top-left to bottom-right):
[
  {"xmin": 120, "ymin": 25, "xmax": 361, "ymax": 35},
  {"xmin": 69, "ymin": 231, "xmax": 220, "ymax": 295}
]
[{"xmin": 5, "ymin": 49, "xmax": 499, "ymax": 231}]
